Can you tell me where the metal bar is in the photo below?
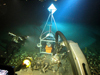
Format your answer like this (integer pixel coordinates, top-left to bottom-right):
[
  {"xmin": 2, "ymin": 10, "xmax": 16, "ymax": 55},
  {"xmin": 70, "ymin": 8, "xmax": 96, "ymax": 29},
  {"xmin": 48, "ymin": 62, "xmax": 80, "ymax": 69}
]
[
  {"xmin": 40, "ymin": 52, "xmax": 53, "ymax": 56},
  {"xmin": 41, "ymin": 40, "xmax": 55, "ymax": 42},
  {"xmin": 40, "ymin": 14, "xmax": 51, "ymax": 38},
  {"xmin": 50, "ymin": 13, "xmax": 52, "ymax": 33},
  {"xmin": 52, "ymin": 15, "xmax": 58, "ymax": 31}
]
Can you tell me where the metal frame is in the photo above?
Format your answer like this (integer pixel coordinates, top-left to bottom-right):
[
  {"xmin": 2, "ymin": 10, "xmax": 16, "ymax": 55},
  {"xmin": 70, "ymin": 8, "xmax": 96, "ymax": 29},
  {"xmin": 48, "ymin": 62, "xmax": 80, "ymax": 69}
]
[{"xmin": 38, "ymin": 8, "xmax": 58, "ymax": 55}]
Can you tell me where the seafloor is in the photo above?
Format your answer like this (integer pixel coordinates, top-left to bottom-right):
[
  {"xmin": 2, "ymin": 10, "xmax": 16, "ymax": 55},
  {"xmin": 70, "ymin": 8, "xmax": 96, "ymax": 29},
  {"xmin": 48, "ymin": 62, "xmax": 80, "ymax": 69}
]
[{"xmin": 0, "ymin": 22, "xmax": 100, "ymax": 75}]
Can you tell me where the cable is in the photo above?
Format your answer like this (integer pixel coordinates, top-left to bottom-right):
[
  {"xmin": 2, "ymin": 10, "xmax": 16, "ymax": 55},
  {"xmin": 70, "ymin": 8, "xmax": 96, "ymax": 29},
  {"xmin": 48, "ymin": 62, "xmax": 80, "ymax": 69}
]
[{"xmin": 55, "ymin": 31, "xmax": 79, "ymax": 75}]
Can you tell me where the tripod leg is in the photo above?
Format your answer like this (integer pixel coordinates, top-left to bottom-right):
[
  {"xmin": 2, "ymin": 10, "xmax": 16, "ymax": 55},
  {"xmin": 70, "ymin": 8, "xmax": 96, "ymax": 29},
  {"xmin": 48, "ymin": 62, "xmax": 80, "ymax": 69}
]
[
  {"xmin": 40, "ymin": 14, "xmax": 51, "ymax": 37},
  {"xmin": 52, "ymin": 15, "xmax": 58, "ymax": 31}
]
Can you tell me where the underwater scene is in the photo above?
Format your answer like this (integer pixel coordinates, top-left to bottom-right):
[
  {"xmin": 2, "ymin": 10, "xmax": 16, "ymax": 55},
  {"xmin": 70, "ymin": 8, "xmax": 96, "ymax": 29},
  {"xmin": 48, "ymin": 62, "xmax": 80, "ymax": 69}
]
[{"xmin": 0, "ymin": 0, "xmax": 100, "ymax": 75}]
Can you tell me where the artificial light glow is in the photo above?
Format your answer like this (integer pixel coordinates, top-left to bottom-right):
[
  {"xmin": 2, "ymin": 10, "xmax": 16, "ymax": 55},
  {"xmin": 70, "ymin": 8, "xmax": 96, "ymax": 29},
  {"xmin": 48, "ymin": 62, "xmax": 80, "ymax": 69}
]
[
  {"xmin": 54, "ymin": 0, "xmax": 57, "ymax": 1},
  {"xmin": 23, "ymin": 60, "xmax": 30, "ymax": 66},
  {"xmin": 48, "ymin": 4, "xmax": 57, "ymax": 14}
]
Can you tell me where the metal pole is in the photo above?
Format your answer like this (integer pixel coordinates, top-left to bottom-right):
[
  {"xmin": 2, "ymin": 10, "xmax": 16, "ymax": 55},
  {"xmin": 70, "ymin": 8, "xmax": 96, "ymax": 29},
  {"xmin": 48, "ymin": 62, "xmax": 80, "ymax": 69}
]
[
  {"xmin": 52, "ymin": 15, "xmax": 58, "ymax": 31},
  {"xmin": 40, "ymin": 14, "xmax": 51, "ymax": 38},
  {"xmin": 49, "ymin": 13, "xmax": 52, "ymax": 33}
]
